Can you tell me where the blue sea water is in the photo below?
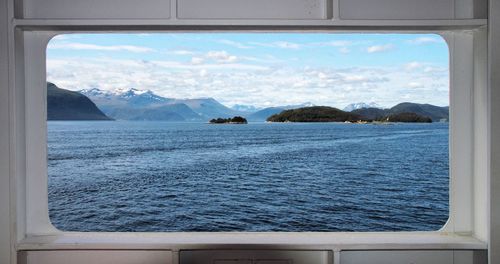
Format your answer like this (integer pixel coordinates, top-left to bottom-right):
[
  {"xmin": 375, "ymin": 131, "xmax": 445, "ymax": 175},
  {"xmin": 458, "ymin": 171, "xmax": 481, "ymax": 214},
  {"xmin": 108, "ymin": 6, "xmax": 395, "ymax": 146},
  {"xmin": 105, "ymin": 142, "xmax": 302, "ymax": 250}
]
[{"xmin": 47, "ymin": 121, "xmax": 449, "ymax": 232}]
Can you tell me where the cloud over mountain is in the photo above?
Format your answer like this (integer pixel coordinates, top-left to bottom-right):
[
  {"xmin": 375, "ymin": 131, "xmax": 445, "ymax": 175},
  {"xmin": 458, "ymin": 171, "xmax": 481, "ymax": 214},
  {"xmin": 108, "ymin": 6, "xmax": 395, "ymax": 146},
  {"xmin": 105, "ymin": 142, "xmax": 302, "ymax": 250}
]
[{"xmin": 47, "ymin": 33, "xmax": 449, "ymax": 109}]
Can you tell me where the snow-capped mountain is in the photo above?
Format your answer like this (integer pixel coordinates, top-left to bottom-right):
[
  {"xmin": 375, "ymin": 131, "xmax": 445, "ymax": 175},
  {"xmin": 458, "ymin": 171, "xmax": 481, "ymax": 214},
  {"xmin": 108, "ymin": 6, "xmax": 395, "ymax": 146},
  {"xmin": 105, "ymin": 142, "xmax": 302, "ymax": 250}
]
[
  {"xmin": 231, "ymin": 104, "xmax": 262, "ymax": 113},
  {"xmin": 80, "ymin": 88, "xmax": 170, "ymax": 107},
  {"xmin": 79, "ymin": 87, "xmax": 241, "ymax": 121},
  {"xmin": 79, "ymin": 88, "xmax": 113, "ymax": 98},
  {"xmin": 282, "ymin": 102, "xmax": 315, "ymax": 109},
  {"xmin": 343, "ymin": 102, "xmax": 382, "ymax": 112}
]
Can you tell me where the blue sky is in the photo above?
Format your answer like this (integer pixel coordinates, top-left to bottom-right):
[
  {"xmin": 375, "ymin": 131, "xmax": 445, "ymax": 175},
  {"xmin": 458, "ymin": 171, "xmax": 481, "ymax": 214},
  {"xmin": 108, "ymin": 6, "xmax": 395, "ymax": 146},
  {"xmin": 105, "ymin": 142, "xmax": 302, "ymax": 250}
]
[{"xmin": 47, "ymin": 33, "xmax": 449, "ymax": 108}]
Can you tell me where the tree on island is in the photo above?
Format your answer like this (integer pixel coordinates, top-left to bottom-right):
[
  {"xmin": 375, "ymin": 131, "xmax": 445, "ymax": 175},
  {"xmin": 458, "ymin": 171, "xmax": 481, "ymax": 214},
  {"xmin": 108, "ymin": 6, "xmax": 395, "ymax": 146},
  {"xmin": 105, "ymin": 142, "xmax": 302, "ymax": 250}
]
[
  {"xmin": 377, "ymin": 112, "xmax": 432, "ymax": 123},
  {"xmin": 209, "ymin": 116, "xmax": 248, "ymax": 124}
]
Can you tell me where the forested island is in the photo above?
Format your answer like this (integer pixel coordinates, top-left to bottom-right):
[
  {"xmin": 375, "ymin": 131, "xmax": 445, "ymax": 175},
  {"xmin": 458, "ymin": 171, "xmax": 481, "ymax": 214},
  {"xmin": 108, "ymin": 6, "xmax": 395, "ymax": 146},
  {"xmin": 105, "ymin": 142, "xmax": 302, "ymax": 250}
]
[
  {"xmin": 379, "ymin": 112, "xmax": 432, "ymax": 123},
  {"xmin": 267, "ymin": 106, "xmax": 362, "ymax": 123},
  {"xmin": 209, "ymin": 116, "xmax": 248, "ymax": 124},
  {"xmin": 267, "ymin": 106, "xmax": 433, "ymax": 123}
]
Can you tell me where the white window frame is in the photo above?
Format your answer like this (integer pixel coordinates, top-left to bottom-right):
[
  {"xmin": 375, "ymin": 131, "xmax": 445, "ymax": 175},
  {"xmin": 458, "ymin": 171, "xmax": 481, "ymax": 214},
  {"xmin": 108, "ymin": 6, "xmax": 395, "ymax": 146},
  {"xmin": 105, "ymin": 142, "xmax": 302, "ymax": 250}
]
[{"xmin": 9, "ymin": 25, "xmax": 489, "ymax": 256}]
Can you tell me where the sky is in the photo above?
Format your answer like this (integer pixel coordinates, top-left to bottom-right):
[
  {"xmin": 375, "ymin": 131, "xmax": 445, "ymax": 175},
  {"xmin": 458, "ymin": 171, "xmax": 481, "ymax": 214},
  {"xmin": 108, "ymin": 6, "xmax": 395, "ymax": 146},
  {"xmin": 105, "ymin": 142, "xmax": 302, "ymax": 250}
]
[{"xmin": 46, "ymin": 33, "xmax": 449, "ymax": 109}]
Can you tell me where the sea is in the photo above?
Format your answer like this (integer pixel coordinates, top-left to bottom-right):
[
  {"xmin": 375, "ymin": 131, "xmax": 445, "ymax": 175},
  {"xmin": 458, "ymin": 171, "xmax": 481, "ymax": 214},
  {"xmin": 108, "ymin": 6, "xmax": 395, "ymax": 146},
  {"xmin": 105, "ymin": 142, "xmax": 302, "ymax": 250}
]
[{"xmin": 47, "ymin": 121, "xmax": 449, "ymax": 232}]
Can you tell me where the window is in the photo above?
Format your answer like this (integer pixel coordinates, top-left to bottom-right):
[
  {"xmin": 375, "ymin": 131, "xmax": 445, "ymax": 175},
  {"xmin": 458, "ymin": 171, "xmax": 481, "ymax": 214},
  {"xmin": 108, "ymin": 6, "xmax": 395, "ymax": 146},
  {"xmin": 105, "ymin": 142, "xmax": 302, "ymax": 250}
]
[{"xmin": 45, "ymin": 33, "xmax": 450, "ymax": 232}]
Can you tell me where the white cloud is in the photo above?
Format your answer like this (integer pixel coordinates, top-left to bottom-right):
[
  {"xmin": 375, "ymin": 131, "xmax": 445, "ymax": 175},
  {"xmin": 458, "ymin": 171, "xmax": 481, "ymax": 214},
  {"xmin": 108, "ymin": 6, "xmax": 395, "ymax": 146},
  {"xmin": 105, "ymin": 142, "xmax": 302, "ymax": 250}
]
[
  {"xmin": 206, "ymin": 51, "xmax": 238, "ymax": 63},
  {"xmin": 314, "ymin": 40, "xmax": 352, "ymax": 47},
  {"xmin": 47, "ymin": 56, "xmax": 449, "ymax": 109},
  {"xmin": 250, "ymin": 41, "xmax": 301, "ymax": 49},
  {"xmin": 47, "ymin": 42, "xmax": 155, "ymax": 53},
  {"xmin": 217, "ymin": 40, "xmax": 253, "ymax": 49},
  {"xmin": 408, "ymin": 36, "xmax": 445, "ymax": 45},
  {"xmin": 408, "ymin": 82, "xmax": 424, "ymax": 88},
  {"xmin": 404, "ymin": 61, "xmax": 423, "ymax": 71},
  {"xmin": 191, "ymin": 57, "xmax": 204, "ymax": 65},
  {"xmin": 424, "ymin": 66, "xmax": 447, "ymax": 74},
  {"xmin": 366, "ymin": 44, "xmax": 394, "ymax": 53},
  {"xmin": 309, "ymin": 40, "xmax": 360, "ymax": 54},
  {"xmin": 199, "ymin": 69, "xmax": 208, "ymax": 77}
]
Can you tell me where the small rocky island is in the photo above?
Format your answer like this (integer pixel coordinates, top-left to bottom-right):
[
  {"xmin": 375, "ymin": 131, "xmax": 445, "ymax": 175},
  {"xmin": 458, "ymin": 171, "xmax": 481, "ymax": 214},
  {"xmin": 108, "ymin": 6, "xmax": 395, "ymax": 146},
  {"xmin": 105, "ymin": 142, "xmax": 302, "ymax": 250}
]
[
  {"xmin": 209, "ymin": 116, "xmax": 248, "ymax": 124},
  {"xmin": 267, "ymin": 106, "xmax": 433, "ymax": 123}
]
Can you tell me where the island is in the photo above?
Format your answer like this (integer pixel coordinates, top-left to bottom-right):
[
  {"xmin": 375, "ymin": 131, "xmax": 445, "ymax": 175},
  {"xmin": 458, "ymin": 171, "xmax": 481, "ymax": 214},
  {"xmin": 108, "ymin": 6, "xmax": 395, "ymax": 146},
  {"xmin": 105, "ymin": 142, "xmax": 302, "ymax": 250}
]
[
  {"xmin": 266, "ymin": 106, "xmax": 433, "ymax": 123},
  {"xmin": 377, "ymin": 112, "xmax": 432, "ymax": 123},
  {"xmin": 209, "ymin": 116, "xmax": 248, "ymax": 124},
  {"xmin": 266, "ymin": 106, "xmax": 363, "ymax": 123}
]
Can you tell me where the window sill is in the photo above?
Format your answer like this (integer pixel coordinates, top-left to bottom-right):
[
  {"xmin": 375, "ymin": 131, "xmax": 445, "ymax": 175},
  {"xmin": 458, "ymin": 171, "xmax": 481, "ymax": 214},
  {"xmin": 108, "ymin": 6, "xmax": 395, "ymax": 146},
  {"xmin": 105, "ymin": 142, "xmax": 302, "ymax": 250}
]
[{"xmin": 16, "ymin": 232, "xmax": 487, "ymax": 251}]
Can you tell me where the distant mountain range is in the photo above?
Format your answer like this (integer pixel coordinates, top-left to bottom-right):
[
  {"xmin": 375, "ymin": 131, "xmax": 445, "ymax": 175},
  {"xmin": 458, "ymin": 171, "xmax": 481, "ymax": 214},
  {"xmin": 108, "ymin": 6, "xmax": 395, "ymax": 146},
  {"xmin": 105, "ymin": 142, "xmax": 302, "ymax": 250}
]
[
  {"xmin": 47, "ymin": 83, "xmax": 449, "ymax": 122},
  {"xmin": 79, "ymin": 87, "xmax": 242, "ymax": 121}
]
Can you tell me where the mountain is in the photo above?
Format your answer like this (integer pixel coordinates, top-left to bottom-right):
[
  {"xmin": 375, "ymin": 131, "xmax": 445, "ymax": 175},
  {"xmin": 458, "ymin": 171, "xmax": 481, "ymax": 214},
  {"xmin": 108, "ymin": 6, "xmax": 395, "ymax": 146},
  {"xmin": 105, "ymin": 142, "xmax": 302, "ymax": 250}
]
[
  {"xmin": 388, "ymin": 102, "xmax": 449, "ymax": 122},
  {"xmin": 120, "ymin": 89, "xmax": 173, "ymax": 108},
  {"xmin": 102, "ymin": 103, "xmax": 201, "ymax": 121},
  {"xmin": 352, "ymin": 102, "xmax": 448, "ymax": 122},
  {"xmin": 231, "ymin": 104, "xmax": 262, "ymax": 113},
  {"xmin": 172, "ymin": 98, "xmax": 242, "ymax": 119},
  {"xmin": 80, "ymin": 88, "xmax": 244, "ymax": 121},
  {"xmin": 80, "ymin": 88, "xmax": 174, "ymax": 108},
  {"xmin": 47, "ymin": 83, "xmax": 112, "ymax": 121},
  {"xmin": 76, "ymin": 86, "xmax": 449, "ymax": 122},
  {"xmin": 351, "ymin": 107, "xmax": 388, "ymax": 120},
  {"xmin": 343, "ymin": 102, "xmax": 381, "ymax": 112},
  {"xmin": 282, "ymin": 102, "xmax": 315, "ymax": 109},
  {"xmin": 247, "ymin": 107, "xmax": 285, "ymax": 121},
  {"xmin": 267, "ymin": 106, "xmax": 362, "ymax": 122},
  {"xmin": 247, "ymin": 103, "xmax": 316, "ymax": 121},
  {"xmin": 80, "ymin": 88, "xmax": 196, "ymax": 121}
]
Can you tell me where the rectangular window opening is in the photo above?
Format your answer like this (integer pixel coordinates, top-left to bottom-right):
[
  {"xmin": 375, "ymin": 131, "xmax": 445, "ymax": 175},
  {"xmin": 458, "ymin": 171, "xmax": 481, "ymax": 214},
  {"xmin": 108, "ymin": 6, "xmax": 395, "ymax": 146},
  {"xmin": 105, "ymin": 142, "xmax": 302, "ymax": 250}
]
[{"xmin": 46, "ymin": 33, "xmax": 450, "ymax": 232}]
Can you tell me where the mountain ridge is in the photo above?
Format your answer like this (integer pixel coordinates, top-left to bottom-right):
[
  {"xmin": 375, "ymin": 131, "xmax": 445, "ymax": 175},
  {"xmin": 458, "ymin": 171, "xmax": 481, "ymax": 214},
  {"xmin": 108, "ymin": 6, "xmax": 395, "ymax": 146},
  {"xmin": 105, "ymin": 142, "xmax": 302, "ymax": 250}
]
[
  {"xmin": 343, "ymin": 102, "xmax": 381, "ymax": 112},
  {"xmin": 47, "ymin": 83, "xmax": 112, "ymax": 120},
  {"xmin": 351, "ymin": 102, "xmax": 448, "ymax": 122},
  {"xmin": 49, "ymin": 84, "xmax": 449, "ymax": 122},
  {"xmin": 79, "ymin": 87, "xmax": 242, "ymax": 121}
]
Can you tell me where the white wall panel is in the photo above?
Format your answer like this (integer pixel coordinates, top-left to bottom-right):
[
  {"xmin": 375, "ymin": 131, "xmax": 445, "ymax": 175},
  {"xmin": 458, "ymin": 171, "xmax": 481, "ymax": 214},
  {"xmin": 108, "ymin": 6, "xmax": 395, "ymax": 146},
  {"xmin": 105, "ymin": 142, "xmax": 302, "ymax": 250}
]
[
  {"xmin": 340, "ymin": 250, "xmax": 486, "ymax": 264},
  {"xmin": 489, "ymin": 0, "xmax": 500, "ymax": 263},
  {"xmin": 177, "ymin": 0, "xmax": 328, "ymax": 19},
  {"xmin": 339, "ymin": 0, "xmax": 454, "ymax": 19},
  {"xmin": 23, "ymin": 0, "xmax": 171, "ymax": 19},
  {"xmin": 454, "ymin": 251, "xmax": 487, "ymax": 264},
  {"xmin": 24, "ymin": 250, "xmax": 172, "ymax": 264},
  {"xmin": 180, "ymin": 250, "xmax": 330, "ymax": 264},
  {"xmin": 448, "ymin": 32, "xmax": 474, "ymax": 234},
  {"xmin": 0, "ymin": 0, "xmax": 11, "ymax": 263},
  {"xmin": 341, "ymin": 250, "xmax": 453, "ymax": 264},
  {"xmin": 473, "ymin": 28, "xmax": 488, "ymax": 242}
]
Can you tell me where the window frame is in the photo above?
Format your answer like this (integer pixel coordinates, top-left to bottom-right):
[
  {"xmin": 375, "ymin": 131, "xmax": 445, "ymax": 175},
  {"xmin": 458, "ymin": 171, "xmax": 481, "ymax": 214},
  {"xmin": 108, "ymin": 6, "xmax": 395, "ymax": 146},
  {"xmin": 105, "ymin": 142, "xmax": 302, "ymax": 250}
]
[{"xmin": 13, "ymin": 27, "xmax": 488, "ymax": 251}]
